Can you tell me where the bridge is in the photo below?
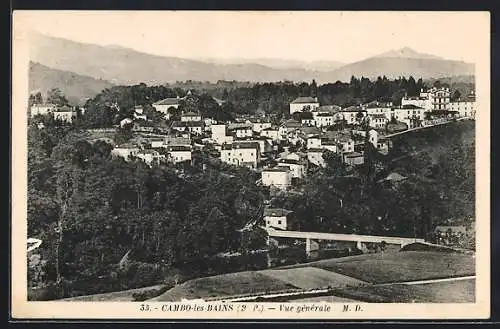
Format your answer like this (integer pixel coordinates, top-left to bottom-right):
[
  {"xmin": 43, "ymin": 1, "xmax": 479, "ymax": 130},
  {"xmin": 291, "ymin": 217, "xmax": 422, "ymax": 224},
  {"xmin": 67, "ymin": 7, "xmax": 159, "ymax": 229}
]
[{"xmin": 262, "ymin": 227, "xmax": 424, "ymax": 255}]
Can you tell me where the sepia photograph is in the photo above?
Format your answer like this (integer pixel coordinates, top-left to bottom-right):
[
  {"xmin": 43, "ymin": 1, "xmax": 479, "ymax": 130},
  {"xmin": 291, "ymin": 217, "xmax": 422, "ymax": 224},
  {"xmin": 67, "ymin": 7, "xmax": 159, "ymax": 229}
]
[{"xmin": 11, "ymin": 11, "xmax": 490, "ymax": 319}]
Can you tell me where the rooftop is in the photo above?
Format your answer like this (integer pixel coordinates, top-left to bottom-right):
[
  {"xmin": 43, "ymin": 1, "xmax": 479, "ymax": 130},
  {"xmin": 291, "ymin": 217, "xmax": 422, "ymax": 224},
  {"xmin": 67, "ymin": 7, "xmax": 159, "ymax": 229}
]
[
  {"xmin": 168, "ymin": 145, "xmax": 192, "ymax": 152},
  {"xmin": 401, "ymin": 104, "xmax": 424, "ymax": 109},
  {"xmin": 291, "ymin": 96, "xmax": 319, "ymax": 104},
  {"xmin": 263, "ymin": 208, "xmax": 294, "ymax": 217},
  {"xmin": 221, "ymin": 142, "xmax": 260, "ymax": 150},
  {"xmin": 153, "ymin": 97, "xmax": 183, "ymax": 106},
  {"xmin": 262, "ymin": 167, "xmax": 290, "ymax": 173}
]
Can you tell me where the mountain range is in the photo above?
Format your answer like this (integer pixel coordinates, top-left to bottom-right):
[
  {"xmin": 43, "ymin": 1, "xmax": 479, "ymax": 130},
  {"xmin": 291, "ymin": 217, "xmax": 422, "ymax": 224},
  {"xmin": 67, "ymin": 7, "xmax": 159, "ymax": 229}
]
[{"xmin": 28, "ymin": 33, "xmax": 475, "ymax": 103}]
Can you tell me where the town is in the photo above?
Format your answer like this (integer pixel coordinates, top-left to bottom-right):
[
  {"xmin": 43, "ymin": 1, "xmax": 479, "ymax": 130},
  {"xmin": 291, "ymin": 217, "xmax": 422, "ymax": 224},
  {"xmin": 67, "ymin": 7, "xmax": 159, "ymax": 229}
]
[{"xmin": 27, "ymin": 78, "xmax": 476, "ymax": 302}]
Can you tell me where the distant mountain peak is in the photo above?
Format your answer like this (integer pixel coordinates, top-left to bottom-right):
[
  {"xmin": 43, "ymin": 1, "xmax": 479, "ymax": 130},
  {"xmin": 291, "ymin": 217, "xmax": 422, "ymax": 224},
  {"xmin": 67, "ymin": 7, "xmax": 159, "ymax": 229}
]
[{"xmin": 375, "ymin": 47, "xmax": 444, "ymax": 60}]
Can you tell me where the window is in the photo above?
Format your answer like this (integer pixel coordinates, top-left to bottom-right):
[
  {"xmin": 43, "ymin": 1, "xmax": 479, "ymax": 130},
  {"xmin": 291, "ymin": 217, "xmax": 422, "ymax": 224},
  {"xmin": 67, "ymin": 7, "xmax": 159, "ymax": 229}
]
[{"xmin": 277, "ymin": 220, "xmax": 282, "ymax": 225}]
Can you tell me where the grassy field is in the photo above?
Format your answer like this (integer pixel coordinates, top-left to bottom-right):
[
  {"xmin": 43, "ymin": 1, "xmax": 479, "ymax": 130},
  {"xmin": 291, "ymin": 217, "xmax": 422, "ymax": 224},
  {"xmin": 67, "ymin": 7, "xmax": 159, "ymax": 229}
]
[
  {"xmin": 333, "ymin": 279, "xmax": 475, "ymax": 303},
  {"xmin": 301, "ymin": 251, "xmax": 475, "ymax": 284},
  {"xmin": 260, "ymin": 267, "xmax": 366, "ymax": 290},
  {"xmin": 150, "ymin": 271, "xmax": 297, "ymax": 301},
  {"xmin": 60, "ymin": 284, "xmax": 168, "ymax": 302}
]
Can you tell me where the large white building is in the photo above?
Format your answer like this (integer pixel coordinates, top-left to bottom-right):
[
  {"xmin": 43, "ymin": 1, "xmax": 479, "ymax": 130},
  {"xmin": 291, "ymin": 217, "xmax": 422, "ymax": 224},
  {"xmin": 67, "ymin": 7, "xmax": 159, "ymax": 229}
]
[
  {"xmin": 53, "ymin": 106, "xmax": 77, "ymax": 123},
  {"xmin": 289, "ymin": 97, "xmax": 320, "ymax": 115},
  {"xmin": 449, "ymin": 100, "xmax": 476, "ymax": 118},
  {"xmin": 167, "ymin": 146, "xmax": 192, "ymax": 164},
  {"xmin": 401, "ymin": 87, "xmax": 451, "ymax": 111},
  {"xmin": 261, "ymin": 167, "xmax": 292, "ymax": 190},
  {"xmin": 181, "ymin": 112, "xmax": 202, "ymax": 122},
  {"xmin": 153, "ymin": 96, "xmax": 183, "ymax": 119},
  {"xmin": 340, "ymin": 107, "xmax": 366, "ymax": 125},
  {"xmin": 220, "ymin": 142, "xmax": 260, "ymax": 168},
  {"xmin": 227, "ymin": 123, "xmax": 254, "ymax": 139},
  {"xmin": 30, "ymin": 103, "xmax": 57, "ymax": 117}
]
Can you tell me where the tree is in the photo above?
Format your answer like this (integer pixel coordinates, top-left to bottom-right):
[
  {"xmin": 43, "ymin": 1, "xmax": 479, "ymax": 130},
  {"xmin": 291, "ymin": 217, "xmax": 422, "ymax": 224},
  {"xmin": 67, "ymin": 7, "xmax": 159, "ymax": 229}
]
[
  {"xmin": 407, "ymin": 76, "xmax": 417, "ymax": 97},
  {"xmin": 47, "ymin": 89, "xmax": 69, "ymax": 106},
  {"xmin": 451, "ymin": 90, "xmax": 462, "ymax": 102}
]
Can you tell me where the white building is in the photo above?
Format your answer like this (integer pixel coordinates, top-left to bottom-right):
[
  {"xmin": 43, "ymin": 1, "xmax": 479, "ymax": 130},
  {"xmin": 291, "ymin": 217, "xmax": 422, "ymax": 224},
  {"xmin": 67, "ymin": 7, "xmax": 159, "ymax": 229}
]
[
  {"xmin": 181, "ymin": 112, "xmax": 202, "ymax": 122},
  {"xmin": 260, "ymin": 127, "xmax": 280, "ymax": 141},
  {"xmin": 261, "ymin": 167, "xmax": 292, "ymax": 190},
  {"xmin": 136, "ymin": 150, "xmax": 165, "ymax": 166},
  {"xmin": 153, "ymin": 97, "xmax": 183, "ymax": 119},
  {"xmin": 314, "ymin": 113, "xmax": 336, "ymax": 128},
  {"xmin": 449, "ymin": 100, "xmax": 475, "ymax": 118},
  {"xmin": 307, "ymin": 148, "xmax": 326, "ymax": 167},
  {"xmin": 250, "ymin": 121, "xmax": 272, "ymax": 133},
  {"xmin": 402, "ymin": 87, "xmax": 451, "ymax": 111},
  {"xmin": 364, "ymin": 102, "xmax": 393, "ymax": 121},
  {"xmin": 111, "ymin": 144, "xmax": 140, "ymax": 161},
  {"xmin": 167, "ymin": 146, "xmax": 192, "ymax": 164},
  {"xmin": 220, "ymin": 142, "xmax": 260, "ymax": 169},
  {"xmin": 53, "ymin": 106, "xmax": 76, "ymax": 123},
  {"xmin": 341, "ymin": 107, "xmax": 366, "ymax": 125},
  {"xmin": 368, "ymin": 114, "xmax": 389, "ymax": 129},
  {"xmin": 263, "ymin": 208, "xmax": 294, "ymax": 230},
  {"xmin": 237, "ymin": 139, "xmax": 272, "ymax": 155},
  {"xmin": 30, "ymin": 103, "xmax": 57, "ymax": 117},
  {"xmin": 227, "ymin": 123, "xmax": 253, "ymax": 139},
  {"xmin": 289, "ymin": 97, "xmax": 319, "ymax": 115},
  {"xmin": 307, "ymin": 136, "xmax": 322, "ymax": 149},
  {"xmin": 277, "ymin": 159, "xmax": 305, "ymax": 179}
]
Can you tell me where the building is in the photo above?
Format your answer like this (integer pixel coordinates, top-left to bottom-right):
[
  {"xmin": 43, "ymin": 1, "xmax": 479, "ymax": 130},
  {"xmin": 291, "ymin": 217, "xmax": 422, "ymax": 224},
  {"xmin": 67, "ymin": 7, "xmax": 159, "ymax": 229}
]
[
  {"xmin": 249, "ymin": 120, "xmax": 272, "ymax": 133},
  {"xmin": 402, "ymin": 87, "xmax": 451, "ymax": 111},
  {"xmin": 341, "ymin": 106, "xmax": 366, "ymax": 125},
  {"xmin": 364, "ymin": 101, "xmax": 393, "ymax": 120},
  {"xmin": 53, "ymin": 105, "xmax": 76, "ymax": 123},
  {"xmin": 111, "ymin": 144, "xmax": 140, "ymax": 161},
  {"xmin": 261, "ymin": 167, "xmax": 292, "ymax": 190},
  {"xmin": 343, "ymin": 151, "xmax": 364, "ymax": 166},
  {"xmin": 181, "ymin": 112, "xmax": 202, "ymax": 122},
  {"xmin": 148, "ymin": 138, "xmax": 165, "ymax": 148},
  {"xmin": 120, "ymin": 118, "xmax": 133, "ymax": 128},
  {"xmin": 220, "ymin": 142, "xmax": 260, "ymax": 169},
  {"xmin": 211, "ymin": 124, "xmax": 234, "ymax": 145},
  {"xmin": 167, "ymin": 146, "xmax": 192, "ymax": 164},
  {"xmin": 337, "ymin": 136, "xmax": 355, "ymax": 154},
  {"xmin": 449, "ymin": 100, "xmax": 475, "ymax": 118},
  {"xmin": 263, "ymin": 208, "xmax": 294, "ymax": 230},
  {"xmin": 260, "ymin": 127, "xmax": 280, "ymax": 141},
  {"xmin": 136, "ymin": 150, "xmax": 165, "ymax": 166},
  {"xmin": 227, "ymin": 123, "xmax": 253, "ymax": 139},
  {"xmin": 153, "ymin": 97, "xmax": 183, "ymax": 119},
  {"xmin": 368, "ymin": 114, "xmax": 389, "ymax": 129},
  {"xmin": 289, "ymin": 96, "xmax": 320, "ymax": 115},
  {"xmin": 237, "ymin": 138, "xmax": 273, "ymax": 155},
  {"xmin": 279, "ymin": 120, "xmax": 302, "ymax": 140},
  {"xmin": 393, "ymin": 105, "xmax": 426, "ymax": 128},
  {"xmin": 307, "ymin": 148, "xmax": 326, "ymax": 167},
  {"xmin": 276, "ymin": 159, "xmax": 305, "ymax": 179},
  {"xmin": 185, "ymin": 121, "xmax": 204, "ymax": 135},
  {"xmin": 164, "ymin": 136, "xmax": 192, "ymax": 148},
  {"xmin": 314, "ymin": 113, "xmax": 336, "ymax": 128},
  {"xmin": 30, "ymin": 103, "xmax": 57, "ymax": 117}
]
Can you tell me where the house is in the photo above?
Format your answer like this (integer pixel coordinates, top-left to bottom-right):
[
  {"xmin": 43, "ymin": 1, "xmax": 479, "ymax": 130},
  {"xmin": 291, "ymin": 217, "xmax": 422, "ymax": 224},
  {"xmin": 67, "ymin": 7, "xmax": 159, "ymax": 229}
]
[
  {"xmin": 337, "ymin": 136, "xmax": 355, "ymax": 153},
  {"xmin": 341, "ymin": 106, "xmax": 366, "ymax": 125},
  {"xmin": 293, "ymin": 111, "xmax": 314, "ymax": 126},
  {"xmin": 307, "ymin": 136, "xmax": 322, "ymax": 149},
  {"xmin": 136, "ymin": 150, "xmax": 165, "ymax": 166},
  {"xmin": 120, "ymin": 118, "xmax": 133, "ymax": 128},
  {"xmin": 211, "ymin": 124, "xmax": 234, "ymax": 144},
  {"xmin": 402, "ymin": 88, "xmax": 451, "ymax": 111},
  {"xmin": 153, "ymin": 96, "xmax": 183, "ymax": 119},
  {"xmin": 289, "ymin": 96, "xmax": 319, "ymax": 115},
  {"xmin": 364, "ymin": 101, "xmax": 393, "ymax": 120},
  {"xmin": 167, "ymin": 146, "xmax": 192, "ymax": 164},
  {"xmin": 277, "ymin": 159, "xmax": 305, "ymax": 179},
  {"xmin": 181, "ymin": 112, "xmax": 202, "ymax": 122},
  {"xmin": 368, "ymin": 114, "xmax": 389, "ymax": 129},
  {"xmin": 376, "ymin": 137, "xmax": 390, "ymax": 155},
  {"xmin": 133, "ymin": 105, "xmax": 147, "ymax": 120},
  {"xmin": 227, "ymin": 123, "xmax": 253, "ymax": 139},
  {"xmin": 261, "ymin": 167, "xmax": 292, "ymax": 190},
  {"xmin": 185, "ymin": 121, "xmax": 204, "ymax": 135},
  {"xmin": 449, "ymin": 100, "xmax": 475, "ymax": 118},
  {"xmin": 111, "ymin": 144, "xmax": 140, "ymax": 161},
  {"xmin": 393, "ymin": 105, "xmax": 426, "ymax": 128},
  {"xmin": 148, "ymin": 138, "xmax": 165, "ymax": 148},
  {"xmin": 314, "ymin": 113, "xmax": 336, "ymax": 128},
  {"xmin": 321, "ymin": 138, "xmax": 338, "ymax": 153},
  {"xmin": 220, "ymin": 142, "xmax": 260, "ymax": 169},
  {"xmin": 260, "ymin": 127, "xmax": 280, "ymax": 141},
  {"xmin": 164, "ymin": 136, "xmax": 192, "ymax": 148},
  {"xmin": 30, "ymin": 103, "xmax": 57, "ymax": 117},
  {"xmin": 249, "ymin": 120, "xmax": 272, "ymax": 133},
  {"xmin": 53, "ymin": 105, "xmax": 76, "ymax": 123},
  {"xmin": 307, "ymin": 148, "xmax": 326, "ymax": 167},
  {"xmin": 343, "ymin": 151, "xmax": 364, "ymax": 166},
  {"xmin": 237, "ymin": 138, "xmax": 273, "ymax": 155},
  {"xmin": 279, "ymin": 120, "xmax": 301, "ymax": 141},
  {"xmin": 263, "ymin": 208, "xmax": 294, "ymax": 230}
]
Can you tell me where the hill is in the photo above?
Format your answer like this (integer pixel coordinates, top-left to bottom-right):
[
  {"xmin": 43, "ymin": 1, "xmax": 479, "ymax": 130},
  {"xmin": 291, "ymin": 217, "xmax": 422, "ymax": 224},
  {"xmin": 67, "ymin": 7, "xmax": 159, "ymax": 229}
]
[
  {"xmin": 29, "ymin": 34, "xmax": 474, "ymax": 85},
  {"xmin": 28, "ymin": 61, "xmax": 114, "ymax": 105},
  {"xmin": 29, "ymin": 33, "xmax": 320, "ymax": 85},
  {"xmin": 317, "ymin": 48, "xmax": 475, "ymax": 83}
]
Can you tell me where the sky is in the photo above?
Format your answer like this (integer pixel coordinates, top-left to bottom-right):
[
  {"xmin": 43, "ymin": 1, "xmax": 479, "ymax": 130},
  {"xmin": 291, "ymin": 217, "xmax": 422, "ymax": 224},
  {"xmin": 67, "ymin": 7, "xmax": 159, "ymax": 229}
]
[{"xmin": 15, "ymin": 11, "xmax": 488, "ymax": 64}]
